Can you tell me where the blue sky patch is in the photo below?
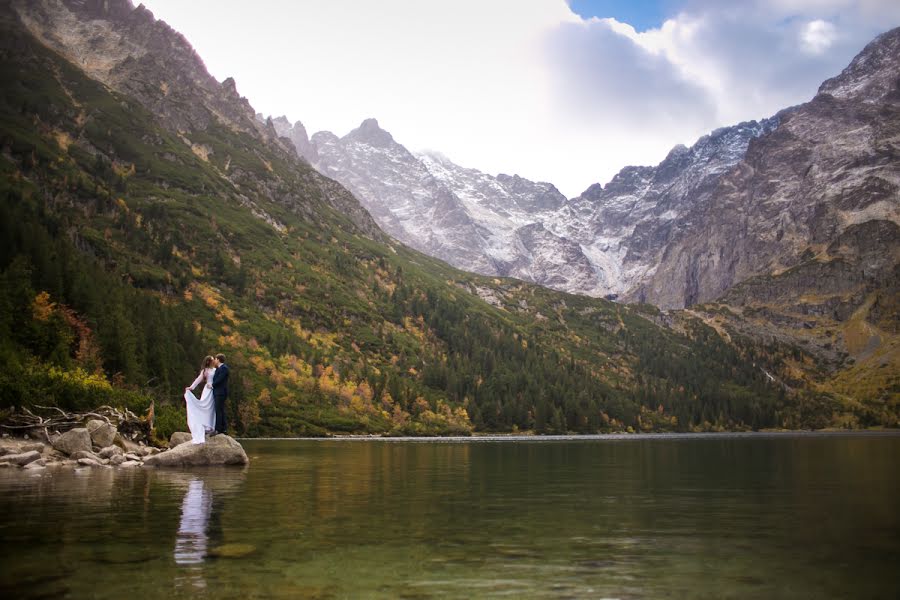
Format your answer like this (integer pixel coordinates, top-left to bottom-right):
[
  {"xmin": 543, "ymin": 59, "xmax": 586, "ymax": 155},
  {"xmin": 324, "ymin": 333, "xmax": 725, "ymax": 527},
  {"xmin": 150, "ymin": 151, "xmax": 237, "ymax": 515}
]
[{"xmin": 568, "ymin": 0, "xmax": 677, "ymax": 31}]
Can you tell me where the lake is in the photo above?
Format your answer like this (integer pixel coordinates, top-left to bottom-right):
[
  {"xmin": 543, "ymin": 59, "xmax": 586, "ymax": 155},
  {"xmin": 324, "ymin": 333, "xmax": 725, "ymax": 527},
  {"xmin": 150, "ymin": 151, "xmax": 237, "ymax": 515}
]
[{"xmin": 1, "ymin": 433, "xmax": 898, "ymax": 599}]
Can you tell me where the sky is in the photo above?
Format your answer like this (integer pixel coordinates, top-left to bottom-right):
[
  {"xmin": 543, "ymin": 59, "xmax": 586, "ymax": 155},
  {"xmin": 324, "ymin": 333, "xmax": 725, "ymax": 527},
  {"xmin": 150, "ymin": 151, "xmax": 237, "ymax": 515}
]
[{"xmin": 140, "ymin": 0, "xmax": 899, "ymax": 197}]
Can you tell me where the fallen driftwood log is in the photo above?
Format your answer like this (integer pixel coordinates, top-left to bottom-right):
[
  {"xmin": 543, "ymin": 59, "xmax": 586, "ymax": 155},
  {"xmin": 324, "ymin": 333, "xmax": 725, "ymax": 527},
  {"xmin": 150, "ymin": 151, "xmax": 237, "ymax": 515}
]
[{"xmin": 0, "ymin": 404, "xmax": 153, "ymax": 444}]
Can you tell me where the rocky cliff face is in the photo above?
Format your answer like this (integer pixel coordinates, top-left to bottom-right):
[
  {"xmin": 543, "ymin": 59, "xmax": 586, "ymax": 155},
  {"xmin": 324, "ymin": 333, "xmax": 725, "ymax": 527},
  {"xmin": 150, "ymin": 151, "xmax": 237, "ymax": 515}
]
[
  {"xmin": 629, "ymin": 26, "xmax": 900, "ymax": 308},
  {"xmin": 10, "ymin": 0, "xmax": 381, "ymax": 237},
  {"xmin": 560, "ymin": 118, "xmax": 780, "ymax": 300}
]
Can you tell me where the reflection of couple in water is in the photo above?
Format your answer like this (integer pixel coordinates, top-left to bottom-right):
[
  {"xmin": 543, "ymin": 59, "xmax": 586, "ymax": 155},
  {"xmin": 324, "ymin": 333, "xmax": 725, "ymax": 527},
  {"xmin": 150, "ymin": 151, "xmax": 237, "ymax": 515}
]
[
  {"xmin": 174, "ymin": 478, "xmax": 218, "ymax": 565},
  {"xmin": 169, "ymin": 470, "xmax": 245, "ymax": 574}
]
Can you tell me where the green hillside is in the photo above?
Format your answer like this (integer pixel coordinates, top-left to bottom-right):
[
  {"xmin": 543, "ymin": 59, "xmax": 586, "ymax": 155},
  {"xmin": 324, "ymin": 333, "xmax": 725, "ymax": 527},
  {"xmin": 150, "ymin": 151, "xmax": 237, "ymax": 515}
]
[{"xmin": 0, "ymin": 12, "xmax": 883, "ymax": 438}]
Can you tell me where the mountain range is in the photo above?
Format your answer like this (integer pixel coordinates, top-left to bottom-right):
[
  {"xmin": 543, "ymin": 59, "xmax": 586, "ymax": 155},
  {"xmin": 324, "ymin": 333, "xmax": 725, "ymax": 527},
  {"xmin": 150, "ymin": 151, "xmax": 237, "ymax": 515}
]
[
  {"xmin": 271, "ymin": 114, "xmax": 780, "ymax": 305},
  {"xmin": 273, "ymin": 60, "xmax": 897, "ymax": 311},
  {"xmin": 0, "ymin": 0, "xmax": 896, "ymax": 435}
]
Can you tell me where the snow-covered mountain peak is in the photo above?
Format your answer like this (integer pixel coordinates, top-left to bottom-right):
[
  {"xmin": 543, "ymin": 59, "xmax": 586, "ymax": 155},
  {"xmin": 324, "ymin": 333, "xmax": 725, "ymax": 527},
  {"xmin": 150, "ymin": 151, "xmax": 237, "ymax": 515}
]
[{"xmin": 273, "ymin": 110, "xmax": 781, "ymax": 299}]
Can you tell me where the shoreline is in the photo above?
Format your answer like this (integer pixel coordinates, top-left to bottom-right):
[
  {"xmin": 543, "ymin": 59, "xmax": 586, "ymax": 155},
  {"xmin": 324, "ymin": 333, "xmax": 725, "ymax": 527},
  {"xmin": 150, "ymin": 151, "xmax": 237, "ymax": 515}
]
[{"xmin": 239, "ymin": 429, "xmax": 900, "ymax": 442}]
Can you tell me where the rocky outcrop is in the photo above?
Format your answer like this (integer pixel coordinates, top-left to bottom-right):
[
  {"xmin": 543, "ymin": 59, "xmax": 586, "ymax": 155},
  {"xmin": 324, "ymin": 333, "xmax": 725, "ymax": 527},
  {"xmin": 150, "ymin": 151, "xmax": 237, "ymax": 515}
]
[
  {"xmin": 143, "ymin": 434, "xmax": 248, "ymax": 467},
  {"xmin": 270, "ymin": 116, "xmax": 318, "ymax": 163}
]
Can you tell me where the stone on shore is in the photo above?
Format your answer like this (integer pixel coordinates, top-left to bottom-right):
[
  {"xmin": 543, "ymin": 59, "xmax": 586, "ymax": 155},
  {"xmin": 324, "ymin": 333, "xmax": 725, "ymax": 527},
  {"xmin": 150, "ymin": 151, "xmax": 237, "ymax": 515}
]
[
  {"xmin": 52, "ymin": 428, "xmax": 92, "ymax": 456},
  {"xmin": 24, "ymin": 458, "xmax": 46, "ymax": 470},
  {"xmin": 86, "ymin": 420, "xmax": 117, "ymax": 448},
  {"xmin": 168, "ymin": 432, "xmax": 193, "ymax": 448},
  {"xmin": 77, "ymin": 457, "xmax": 104, "ymax": 467},
  {"xmin": 70, "ymin": 450, "xmax": 102, "ymax": 462},
  {"xmin": 120, "ymin": 460, "xmax": 141, "ymax": 468},
  {"xmin": 21, "ymin": 442, "xmax": 45, "ymax": 453},
  {"xmin": 98, "ymin": 445, "xmax": 123, "ymax": 459},
  {"xmin": 143, "ymin": 434, "xmax": 248, "ymax": 467},
  {"xmin": 0, "ymin": 450, "xmax": 42, "ymax": 466}
]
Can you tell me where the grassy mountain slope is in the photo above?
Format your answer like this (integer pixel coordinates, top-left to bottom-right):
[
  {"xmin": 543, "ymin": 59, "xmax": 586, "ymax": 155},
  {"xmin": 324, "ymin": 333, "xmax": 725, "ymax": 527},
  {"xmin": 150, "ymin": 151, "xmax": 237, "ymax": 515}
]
[{"xmin": 0, "ymin": 2, "xmax": 892, "ymax": 436}]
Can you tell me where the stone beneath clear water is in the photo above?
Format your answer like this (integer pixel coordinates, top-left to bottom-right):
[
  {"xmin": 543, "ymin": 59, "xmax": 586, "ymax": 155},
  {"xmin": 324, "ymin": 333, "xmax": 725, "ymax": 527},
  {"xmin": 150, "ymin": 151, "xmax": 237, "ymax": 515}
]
[
  {"xmin": 208, "ymin": 543, "xmax": 256, "ymax": 558},
  {"xmin": 143, "ymin": 434, "xmax": 248, "ymax": 467}
]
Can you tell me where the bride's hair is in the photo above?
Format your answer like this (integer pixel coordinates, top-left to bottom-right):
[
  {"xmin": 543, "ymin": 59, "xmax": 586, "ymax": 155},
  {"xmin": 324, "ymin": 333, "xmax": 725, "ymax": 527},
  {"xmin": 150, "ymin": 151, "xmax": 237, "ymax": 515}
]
[{"xmin": 201, "ymin": 355, "xmax": 214, "ymax": 370}]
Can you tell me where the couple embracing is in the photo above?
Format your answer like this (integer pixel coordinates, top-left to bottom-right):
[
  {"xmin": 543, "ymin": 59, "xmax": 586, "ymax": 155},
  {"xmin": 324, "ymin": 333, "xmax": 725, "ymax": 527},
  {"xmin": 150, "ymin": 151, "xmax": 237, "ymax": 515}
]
[{"xmin": 184, "ymin": 353, "xmax": 230, "ymax": 444}]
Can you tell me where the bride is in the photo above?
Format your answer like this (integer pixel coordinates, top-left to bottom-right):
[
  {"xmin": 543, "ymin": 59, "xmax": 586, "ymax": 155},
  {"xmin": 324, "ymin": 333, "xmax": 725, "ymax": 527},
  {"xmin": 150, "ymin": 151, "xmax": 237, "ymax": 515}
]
[{"xmin": 184, "ymin": 355, "xmax": 217, "ymax": 444}]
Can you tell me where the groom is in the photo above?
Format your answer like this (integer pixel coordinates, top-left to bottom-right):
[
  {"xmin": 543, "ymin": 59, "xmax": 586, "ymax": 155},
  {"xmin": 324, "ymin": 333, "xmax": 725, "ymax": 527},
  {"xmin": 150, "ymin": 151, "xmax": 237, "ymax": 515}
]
[{"xmin": 210, "ymin": 353, "xmax": 230, "ymax": 436}]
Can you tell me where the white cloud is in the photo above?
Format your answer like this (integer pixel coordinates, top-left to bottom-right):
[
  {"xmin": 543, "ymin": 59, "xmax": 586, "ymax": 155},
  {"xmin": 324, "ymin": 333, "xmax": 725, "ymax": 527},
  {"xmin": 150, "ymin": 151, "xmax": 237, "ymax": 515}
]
[
  {"xmin": 140, "ymin": 0, "xmax": 897, "ymax": 197},
  {"xmin": 801, "ymin": 19, "xmax": 838, "ymax": 54}
]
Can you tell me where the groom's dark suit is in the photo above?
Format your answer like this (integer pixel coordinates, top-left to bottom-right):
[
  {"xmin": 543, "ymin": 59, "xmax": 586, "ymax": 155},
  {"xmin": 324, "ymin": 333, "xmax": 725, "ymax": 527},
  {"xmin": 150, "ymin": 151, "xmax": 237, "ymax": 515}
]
[{"xmin": 211, "ymin": 363, "xmax": 230, "ymax": 434}]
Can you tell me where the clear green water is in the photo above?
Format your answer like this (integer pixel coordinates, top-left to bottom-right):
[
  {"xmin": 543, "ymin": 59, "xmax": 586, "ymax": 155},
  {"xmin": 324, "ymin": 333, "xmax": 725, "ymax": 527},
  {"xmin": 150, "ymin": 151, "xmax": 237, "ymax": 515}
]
[{"xmin": 1, "ymin": 433, "xmax": 898, "ymax": 599}]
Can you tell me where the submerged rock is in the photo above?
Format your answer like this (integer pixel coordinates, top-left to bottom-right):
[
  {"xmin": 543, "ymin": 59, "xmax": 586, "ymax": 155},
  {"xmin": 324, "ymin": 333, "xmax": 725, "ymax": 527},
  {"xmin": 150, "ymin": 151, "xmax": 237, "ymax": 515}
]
[
  {"xmin": 143, "ymin": 434, "xmax": 248, "ymax": 467},
  {"xmin": 52, "ymin": 428, "xmax": 92, "ymax": 456},
  {"xmin": 209, "ymin": 543, "xmax": 256, "ymax": 558}
]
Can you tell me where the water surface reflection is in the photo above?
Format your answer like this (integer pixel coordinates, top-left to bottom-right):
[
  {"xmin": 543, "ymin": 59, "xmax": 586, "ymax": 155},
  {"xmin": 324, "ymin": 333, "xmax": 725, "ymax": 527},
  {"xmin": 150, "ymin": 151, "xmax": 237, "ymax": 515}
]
[{"xmin": 0, "ymin": 434, "xmax": 897, "ymax": 599}]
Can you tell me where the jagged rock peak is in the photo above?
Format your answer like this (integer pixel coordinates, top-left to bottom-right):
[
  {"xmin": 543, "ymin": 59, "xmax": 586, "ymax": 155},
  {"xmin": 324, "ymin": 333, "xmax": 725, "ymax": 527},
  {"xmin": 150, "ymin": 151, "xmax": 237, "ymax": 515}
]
[
  {"xmin": 818, "ymin": 26, "xmax": 900, "ymax": 102},
  {"xmin": 345, "ymin": 118, "xmax": 395, "ymax": 147}
]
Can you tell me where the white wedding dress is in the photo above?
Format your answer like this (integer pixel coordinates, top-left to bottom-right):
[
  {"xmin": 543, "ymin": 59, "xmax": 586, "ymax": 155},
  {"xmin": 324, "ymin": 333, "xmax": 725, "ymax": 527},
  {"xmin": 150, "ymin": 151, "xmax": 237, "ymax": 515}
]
[{"xmin": 184, "ymin": 367, "xmax": 216, "ymax": 444}]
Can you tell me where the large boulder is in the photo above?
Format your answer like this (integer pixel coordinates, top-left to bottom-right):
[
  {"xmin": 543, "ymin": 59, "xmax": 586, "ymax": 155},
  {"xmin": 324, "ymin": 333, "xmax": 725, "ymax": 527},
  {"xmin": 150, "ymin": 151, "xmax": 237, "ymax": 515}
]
[
  {"xmin": 52, "ymin": 428, "xmax": 92, "ymax": 456},
  {"xmin": 143, "ymin": 435, "xmax": 248, "ymax": 467},
  {"xmin": 168, "ymin": 432, "xmax": 193, "ymax": 448},
  {"xmin": 86, "ymin": 420, "xmax": 117, "ymax": 448}
]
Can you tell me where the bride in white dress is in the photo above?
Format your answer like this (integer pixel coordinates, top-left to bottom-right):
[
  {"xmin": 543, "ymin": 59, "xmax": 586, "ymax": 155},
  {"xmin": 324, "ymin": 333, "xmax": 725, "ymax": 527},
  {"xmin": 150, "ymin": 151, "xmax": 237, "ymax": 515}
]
[{"xmin": 184, "ymin": 356, "xmax": 217, "ymax": 444}]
